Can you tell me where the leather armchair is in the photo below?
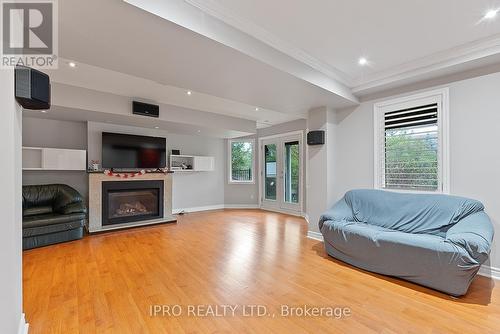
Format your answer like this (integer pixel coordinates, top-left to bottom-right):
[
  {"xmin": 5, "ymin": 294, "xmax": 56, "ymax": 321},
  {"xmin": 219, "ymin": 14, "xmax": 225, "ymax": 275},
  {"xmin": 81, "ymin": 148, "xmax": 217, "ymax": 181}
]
[{"xmin": 23, "ymin": 184, "xmax": 87, "ymax": 250}]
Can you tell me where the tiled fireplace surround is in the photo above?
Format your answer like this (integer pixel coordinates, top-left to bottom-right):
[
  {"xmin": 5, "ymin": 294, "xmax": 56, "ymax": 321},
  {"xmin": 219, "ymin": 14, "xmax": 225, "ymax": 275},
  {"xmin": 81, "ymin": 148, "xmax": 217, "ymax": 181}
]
[{"xmin": 88, "ymin": 172, "xmax": 176, "ymax": 233}]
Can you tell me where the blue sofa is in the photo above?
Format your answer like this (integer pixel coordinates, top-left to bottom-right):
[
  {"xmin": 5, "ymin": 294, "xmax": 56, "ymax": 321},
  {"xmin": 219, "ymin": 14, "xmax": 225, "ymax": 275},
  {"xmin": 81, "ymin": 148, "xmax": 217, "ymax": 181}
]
[{"xmin": 319, "ymin": 189, "xmax": 494, "ymax": 296}]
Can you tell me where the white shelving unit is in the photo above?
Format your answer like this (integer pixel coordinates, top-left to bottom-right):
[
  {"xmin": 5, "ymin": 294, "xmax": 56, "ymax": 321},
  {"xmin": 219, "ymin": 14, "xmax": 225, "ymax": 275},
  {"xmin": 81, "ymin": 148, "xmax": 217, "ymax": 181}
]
[
  {"xmin": 170, "ymin": 155, "xmax": 214, "ymax": 172},
  {"xmin": 22, "ymin": 147, "xmax": 87, "ymax": 171}
]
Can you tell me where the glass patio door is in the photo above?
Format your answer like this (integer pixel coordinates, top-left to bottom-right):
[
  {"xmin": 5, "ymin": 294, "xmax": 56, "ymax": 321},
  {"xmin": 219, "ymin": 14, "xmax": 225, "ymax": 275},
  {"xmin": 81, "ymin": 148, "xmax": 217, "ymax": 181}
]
[
  {"xmin": 282, "ymin": 140, "xmax": 300, "ymax": 210},
  {"xmin": 263, "ymin": 142, "xmax": 278, "ymax": 202},
  {"xmin": 260, "ymin": 134, "xmax": 302, "ymax": 213}
]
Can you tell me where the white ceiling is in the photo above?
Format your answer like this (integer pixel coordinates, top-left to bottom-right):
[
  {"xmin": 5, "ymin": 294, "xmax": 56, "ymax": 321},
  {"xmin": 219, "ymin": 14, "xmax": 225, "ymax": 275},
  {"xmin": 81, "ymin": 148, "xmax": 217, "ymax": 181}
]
[
  {"xmin": 55, "ymin": 0, "xmax": 357, "ymax": 130},
  {"xmin": 47, "ymin": 60, "xmax": 295, "ymax": 128},
  {"xmin": 49, "ymin": 0, "xmax": 500, "ymax": 134},
  {"xmin": 187, "ymin": 0, "xmax": 500, "ymax": 86}
]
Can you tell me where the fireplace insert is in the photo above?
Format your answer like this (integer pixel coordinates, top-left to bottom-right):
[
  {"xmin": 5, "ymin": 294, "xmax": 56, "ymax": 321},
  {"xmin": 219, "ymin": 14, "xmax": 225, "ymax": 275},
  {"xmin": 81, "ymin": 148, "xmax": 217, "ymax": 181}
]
[{"xmin": 102, "ymin": 180, "xmax": 164, "ymax": 226}]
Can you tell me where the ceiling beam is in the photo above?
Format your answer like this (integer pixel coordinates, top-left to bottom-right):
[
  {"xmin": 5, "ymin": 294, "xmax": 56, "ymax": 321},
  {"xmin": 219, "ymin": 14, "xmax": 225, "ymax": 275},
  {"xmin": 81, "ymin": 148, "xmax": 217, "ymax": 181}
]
[{"xmin": 123, "ymin": 0, "xmax": 359, "ymax": 105}]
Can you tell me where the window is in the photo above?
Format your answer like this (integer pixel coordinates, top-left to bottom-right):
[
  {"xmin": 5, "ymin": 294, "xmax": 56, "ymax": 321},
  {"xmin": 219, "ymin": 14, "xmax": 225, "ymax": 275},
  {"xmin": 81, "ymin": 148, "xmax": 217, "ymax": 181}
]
[
  {"xmin": 374, "ymin": 88, "xmax": 449, "ymax": 193},
  {"xmin": 228, "ymin": 139, "xmax": 255, "ymax": 183},
  {"xmin": 284, "ymin": 141, "xmax": 300, "ymax": 204}
]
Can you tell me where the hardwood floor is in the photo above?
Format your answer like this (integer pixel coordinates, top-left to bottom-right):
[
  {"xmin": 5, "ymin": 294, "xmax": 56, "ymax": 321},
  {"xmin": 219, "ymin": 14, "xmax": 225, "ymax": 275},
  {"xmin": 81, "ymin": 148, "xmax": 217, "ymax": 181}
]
[{"xmin": 24, "ymin": 209, "xmax": 499, "ymax": 333}]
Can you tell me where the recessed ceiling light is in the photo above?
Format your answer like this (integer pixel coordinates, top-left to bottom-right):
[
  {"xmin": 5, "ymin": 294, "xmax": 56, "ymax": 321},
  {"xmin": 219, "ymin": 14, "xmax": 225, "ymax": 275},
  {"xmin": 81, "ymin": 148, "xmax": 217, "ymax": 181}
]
[
  {"xmin": 154, "ymin": 126, "xmax": 159, "ymax": 129},
  {"xmin": 40, "ymin": 110, "xmax": 47, "ymax": 113},
  {"xmin": 68, "ymin": 62, "xmax": 77, "ymax": 68},
  {"xmin": 358, "ymin": 57, "xmax": 368, "ymax": 66},
  {"xmin": 484, "ymin": 9, "xmax": 498, "ymax": 19},
  {"xmin": 197, "ymin": 130, "xmax": 201, "ymax": 133},
  {"xmin": 255, "ymin": 107, "xmax": 259, "ymax": 111},
  {"xmin": 187, "ymin": 91, "xmax": 192, "ymax": 95}
]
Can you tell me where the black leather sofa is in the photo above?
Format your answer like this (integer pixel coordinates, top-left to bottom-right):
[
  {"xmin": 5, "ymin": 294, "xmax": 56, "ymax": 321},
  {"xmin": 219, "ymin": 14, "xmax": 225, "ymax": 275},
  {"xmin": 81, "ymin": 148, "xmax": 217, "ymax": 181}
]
[{"xmin": 22, "ymin": 184, "xmax": 87, "ymax": 250}]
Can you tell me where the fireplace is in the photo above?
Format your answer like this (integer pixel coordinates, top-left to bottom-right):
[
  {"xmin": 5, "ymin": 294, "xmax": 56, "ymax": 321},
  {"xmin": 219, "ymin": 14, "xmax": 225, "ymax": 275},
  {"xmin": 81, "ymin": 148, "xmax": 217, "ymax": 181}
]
[{"xmin": 102, "ymin": 180, "xmax": 164, "ymax": 226}]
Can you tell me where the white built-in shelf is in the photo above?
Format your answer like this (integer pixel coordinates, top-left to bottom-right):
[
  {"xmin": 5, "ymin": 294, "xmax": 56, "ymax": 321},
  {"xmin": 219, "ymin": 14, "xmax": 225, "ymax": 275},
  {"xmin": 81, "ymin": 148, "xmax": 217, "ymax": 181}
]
[
  {"xmin": 169, "ymin": 155, "xmax": 214, "ymax": 172},
  {"xmin": 22, "ymin": 147, "xmax": 87, "ymax": 171}
]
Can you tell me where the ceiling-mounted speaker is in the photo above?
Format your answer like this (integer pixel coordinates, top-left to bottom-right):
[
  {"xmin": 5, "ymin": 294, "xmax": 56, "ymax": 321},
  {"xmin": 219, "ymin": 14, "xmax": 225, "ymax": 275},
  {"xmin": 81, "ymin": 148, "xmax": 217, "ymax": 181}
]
[
  {"xmin": 307, "ymin": 130, "xmax": 325, "ymax": 145},
  {"xmin": 15, "ymin": 66, "xmax": 51, "ymax": 110},
  {"xmin": 133, "ymin": 101, "xmax": 159, "ymax": 118}
]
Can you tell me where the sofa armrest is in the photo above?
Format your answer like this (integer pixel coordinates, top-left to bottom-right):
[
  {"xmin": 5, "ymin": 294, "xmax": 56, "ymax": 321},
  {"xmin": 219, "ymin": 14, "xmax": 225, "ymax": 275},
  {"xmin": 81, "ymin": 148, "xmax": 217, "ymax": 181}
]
[
  {"xmin": 446, "ymin": 211, "xmax": 494, "ymax": 264},
  {"xmin": 60, "ymin": 202, "xmax": 87, "ymax": 215},
  {"xmin": 319, "ymin": 197, "xmax": 354, "ymax": 231},
  {"xmin": 53, "ymin": 185, "xmax": 85, "ymax": 214}
]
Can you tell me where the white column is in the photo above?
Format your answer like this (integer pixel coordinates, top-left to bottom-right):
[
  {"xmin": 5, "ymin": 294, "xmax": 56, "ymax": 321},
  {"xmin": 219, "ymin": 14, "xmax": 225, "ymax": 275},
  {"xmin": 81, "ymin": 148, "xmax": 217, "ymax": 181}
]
[
  {"xmin": 0, "ymin": 69, "xmax": 25, "ymax": 333},
  {"xmin": 306, "ymin": 106, "xmax": 337, "ymax": 234}
]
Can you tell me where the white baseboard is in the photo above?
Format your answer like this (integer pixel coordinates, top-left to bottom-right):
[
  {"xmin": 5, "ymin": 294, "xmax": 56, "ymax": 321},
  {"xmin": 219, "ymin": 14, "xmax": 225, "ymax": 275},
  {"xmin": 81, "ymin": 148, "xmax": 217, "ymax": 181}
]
[
  {"xmin": 18, "ymin": 313, "xmax": 28, "ymax": 334},
  {"xmin": 224, "ymin": 204, "xmax": 260, "ymax": 209},
  {"xmin": 172, "ymin": 204, "xmax": 261, "ymax": 214},
  {"xmin": 172, "ymin": 204, "xmax": 309, "ymax": 223},
  {"xmin": 259, "ymin": 207, "xmax": 305, "ymax": 218},
  {"xmin": 478, "ymin": 265, "xmax": 500, "ymax": 280},
  {"xmin": 306, "ymin": 231, "xmax": 324, "ymax": 241},
  {"xmin": 172, "ymin": 204, "xmax": 225, "ymax": 214},
  {"xmin": 173, "ymin": 205, "xmax": 311, "ymax": 222}
]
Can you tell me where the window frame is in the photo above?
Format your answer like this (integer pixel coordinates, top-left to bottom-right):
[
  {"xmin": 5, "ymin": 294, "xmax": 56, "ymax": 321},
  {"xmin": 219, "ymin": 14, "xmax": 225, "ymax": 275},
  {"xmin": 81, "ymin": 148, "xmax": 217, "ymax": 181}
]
[
  {"xmin": 228, "ymin": 138, "xmax": 256, "ymax": 185},
  {"xmin": 373, "ymin": 88, "xmax": 450, "ymax": 194}
]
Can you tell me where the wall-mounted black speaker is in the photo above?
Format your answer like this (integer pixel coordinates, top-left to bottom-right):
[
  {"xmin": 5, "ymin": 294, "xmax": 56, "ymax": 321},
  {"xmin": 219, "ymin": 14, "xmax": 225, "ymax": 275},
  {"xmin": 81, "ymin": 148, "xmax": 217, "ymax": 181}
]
[
  {"xmin": 171, "ymin": 149, "xmax": 180, "ymax": 156},
  {"xmin": 15, "ymin": 66, "xmax": 51, "ymax": 110},
  {"xmin": 307, "ymin": 130, "xmax": 325, "ymax": 145},
  {"xmin": 133, "ymin": 101, "xmax": 159, "ymax": 118}
]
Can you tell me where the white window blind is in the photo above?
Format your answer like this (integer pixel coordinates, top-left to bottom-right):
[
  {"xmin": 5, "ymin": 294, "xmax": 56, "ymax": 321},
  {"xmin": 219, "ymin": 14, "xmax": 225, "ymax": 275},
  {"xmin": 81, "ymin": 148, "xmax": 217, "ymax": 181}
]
[{"xmin": 383, "ymin": 103, "xmax": 439, "ymax": 191}]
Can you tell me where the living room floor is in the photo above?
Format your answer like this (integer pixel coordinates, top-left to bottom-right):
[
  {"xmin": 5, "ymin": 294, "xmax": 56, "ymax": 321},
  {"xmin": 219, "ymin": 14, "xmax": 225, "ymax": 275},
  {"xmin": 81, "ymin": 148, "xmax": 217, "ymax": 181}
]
[{"xmin": 23, "ymin": 210, "xmax": 499, "ymax": 334}]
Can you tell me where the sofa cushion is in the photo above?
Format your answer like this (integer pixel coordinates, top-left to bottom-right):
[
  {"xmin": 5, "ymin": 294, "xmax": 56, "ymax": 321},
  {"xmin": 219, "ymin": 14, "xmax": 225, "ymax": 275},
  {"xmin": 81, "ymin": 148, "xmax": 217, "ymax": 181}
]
[
  {"xmin": 344, "ymin": 189, "xmax": 484, "ymax": 235},
  {"xmin": 23, "ymin": 212, "xmax": 86, "ymax": 229},
  {"xmin": 23, "ymin": 220, "xmax": 84, "ymax": 238},
  {"xmin": 23, "ymin": 205, "xmax": 53, "ymax": 217}
]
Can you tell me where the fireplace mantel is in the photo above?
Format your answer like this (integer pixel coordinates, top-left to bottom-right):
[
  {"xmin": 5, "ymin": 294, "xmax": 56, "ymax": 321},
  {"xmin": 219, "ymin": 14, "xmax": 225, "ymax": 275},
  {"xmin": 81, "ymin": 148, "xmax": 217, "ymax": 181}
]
[{"xmin": 88, "ymin": 173, "xmax": 176, "ymax": 233}]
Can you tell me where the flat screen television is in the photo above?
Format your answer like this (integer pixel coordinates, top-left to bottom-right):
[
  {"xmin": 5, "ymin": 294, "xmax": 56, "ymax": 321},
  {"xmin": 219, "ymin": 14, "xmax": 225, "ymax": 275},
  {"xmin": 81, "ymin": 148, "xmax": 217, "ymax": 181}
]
[{"xmin": 102, "ymin": 132, "xmax": 166, "ymax": 169}]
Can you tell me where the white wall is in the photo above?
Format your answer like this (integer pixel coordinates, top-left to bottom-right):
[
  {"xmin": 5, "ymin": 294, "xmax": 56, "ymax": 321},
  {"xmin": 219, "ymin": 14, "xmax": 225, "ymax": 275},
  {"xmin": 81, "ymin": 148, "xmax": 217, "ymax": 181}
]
[
  {"xmin": 0, "ymin": 70, "xmax": 24, "ymax": 333},
  {"xmin": 87, "ymin": 122, "xmax": 225, "ymax": 211},
  {"xmin": 22, "ymin": 117, "xmax": 88, "ymax": 198},
  {"xmin": 306, "ymin": 107, "xmax": 338, "ymax": 233},
  {"xmin": 167, "ymin": 133, "xmax": 225, "ymax": 210},
  {"xmin": 23, "ymin": 117, "xmax": 88, "ymax": 149},
  {"xmin": 327, "ymin": 71, "xmax": 500, "ymax": 269}
]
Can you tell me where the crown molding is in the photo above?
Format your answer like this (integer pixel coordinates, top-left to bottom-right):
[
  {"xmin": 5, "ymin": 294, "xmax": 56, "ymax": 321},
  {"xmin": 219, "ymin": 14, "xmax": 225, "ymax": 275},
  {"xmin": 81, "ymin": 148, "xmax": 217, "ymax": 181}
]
[
  {"xmin": 183, "ymin": 0, "xmax": 353, "ymax": 86},
  {"xmin": 352, "ymin": 33, "xmax": 500, "ymax": 94}
]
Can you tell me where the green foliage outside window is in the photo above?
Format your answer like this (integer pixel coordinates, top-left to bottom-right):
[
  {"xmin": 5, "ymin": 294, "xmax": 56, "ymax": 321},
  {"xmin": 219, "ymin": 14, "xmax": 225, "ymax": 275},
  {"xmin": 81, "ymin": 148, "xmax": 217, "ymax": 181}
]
[
  {"xmin": 384, "ymin": 126, "xmax": 438, "ymax": 190},
  {"xmin": 231, "ymin": 141, "xmax": 253, "ymax": 181}
]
